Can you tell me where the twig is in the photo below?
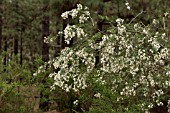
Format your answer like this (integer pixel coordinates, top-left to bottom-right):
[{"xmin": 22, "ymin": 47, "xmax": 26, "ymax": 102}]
[{"xmin": 128, "ymin": 10, "xmax": 145, "ymax": 25}]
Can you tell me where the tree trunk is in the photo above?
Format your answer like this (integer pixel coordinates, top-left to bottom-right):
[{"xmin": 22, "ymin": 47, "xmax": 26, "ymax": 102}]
[
  {"xmin": 3, "ymin": 37, "xmax": 7, "ymax": 71},
  {"xmin": 42, "ymin": 17, "xmax": 49, "ymax": 62},
  {"xmin": 20, "ymin": 30, "xmax": 23, "ymax": 65},
  {"xmin": 54, "ymin": 13, "xmax": 61, "ymax": 57},
  {"xmin": 14, "ymin": 38, "xmax": 18, "ymax": 55},
  {"xmin": 40, "ymin": 2, "xmax": 50, "ymax": 111},
  {"xmin": 14, "ymin": 1, "xmax": 19, "ymax": 60},
  {"xmin": 0, "ymin": 0, "xmax": 2, "ymax": 53}
]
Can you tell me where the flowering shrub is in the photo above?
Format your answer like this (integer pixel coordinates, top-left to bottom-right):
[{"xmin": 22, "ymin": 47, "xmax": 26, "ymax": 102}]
[{"xmin": 35, "ymin": 4, "xmax": 170, "ymax": 113}]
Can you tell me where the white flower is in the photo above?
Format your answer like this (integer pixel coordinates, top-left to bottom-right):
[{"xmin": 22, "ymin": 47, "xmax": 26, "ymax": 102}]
[
  {"xmin": 127, "ymin": 6, "xmax": 130, "ymax": 10},
  {"xmin": 94, "ymin": 93, "xmax": 101, "ymax": 98},
  {"xmin": 125, "ymin": 2, "xmax": 129, "ymax": 6},
  {"xmin": 118, "ymin": 25, "xmax": 126, "ymax": 34},
  {"xmin": 58, "ymin": 31, "xmax": 63, "ymax": 35},
  {"xmin": 161, "ymin": 33, "xmax": 166, "ymax": 38},
  {"xmin": 77, "ymin": 4, "xmax": 82, "ymax": 10},
  {"xmin": 76, "ymin": 27, "xmax": 85, "ymax": 38},
  {"xmin": 79, "ymin": 14, "xmax": 89, "ymax": 23},
  {"xmin": 44, "ymin": 37, "xmax": 49, "ymax": 43},
  {"xmin": 157, "ymin": 101, "xmax": 164, "ymax": 106},
  {"xmin": 125, "ymin": 2, "xmax": 130, "ymax": 10},
  {"xmin": 116, "ymin": 18, "xmax": 124, "ymax": 24},
  {"xmin": 61, "ymin": 11, "xmax": 69, "ymax": 19},
  {"xmin": 143, "ymin": 28, "xmax": 148, "ymax": 34},
  {"xmin": 33, "ymin": 72, "xmax": 37, "ymax": 76},
  {"xmin": 73, "ymin": 100, "xmax": 78, "ymax": 105},
  {"xmin": 84, "ymin": 11, "xmax": 90, "ymax": 16},
  {"xmin": 152, "ymin": 19, "xmax": 159, "ymax": 25},
  {"xmin": 70, "ymin": 9, "xmax": 78, "ymax": 18}
]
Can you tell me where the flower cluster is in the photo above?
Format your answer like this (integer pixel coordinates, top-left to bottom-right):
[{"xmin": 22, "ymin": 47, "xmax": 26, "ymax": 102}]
[
  {"xmin": 60, "ymin": 4, "xmax": 90, "ymax": 45},
  {"xmin": 125, "ymin": 1, "xmax": 130, "ymax": 10},
  {"xmin": 73, "ymin": 100, "xmax": 78, "ymax": 106},
  {"xmin": 61, "ymin": 4, "xmax": 90, "ymax": 24},
  {"xmin": 168, "ymin": 100, "xmax": 170, "ymax": 113},
  {"xmin": 63, "ymin": 24, "xmax": 86, "ymax": 44},
  {"xmin": 35, "ymin": 4, "xmax": 170, "ymax": 113},
  {"xmin": 90, "ymin": 18, "xmax": 170, "ymax": 112},
  {"xmin": 49, "ymin": 47, "xmax": 95, "ymax": 92},
  {"xmin": 64, "ymin": 24, "xmax": 76, "ymax": 44}
]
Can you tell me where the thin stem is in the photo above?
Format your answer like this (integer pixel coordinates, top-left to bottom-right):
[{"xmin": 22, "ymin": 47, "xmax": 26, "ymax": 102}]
[{"xmin": 128, "ymin": 11, "xmax": 145, "ymax": 25}]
